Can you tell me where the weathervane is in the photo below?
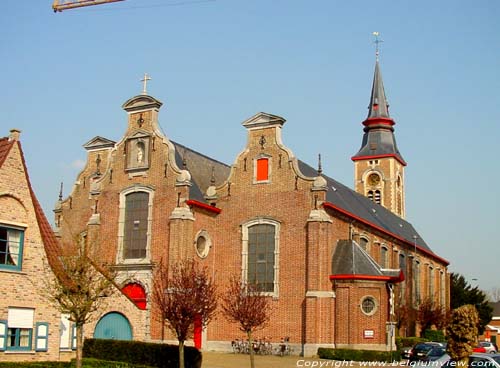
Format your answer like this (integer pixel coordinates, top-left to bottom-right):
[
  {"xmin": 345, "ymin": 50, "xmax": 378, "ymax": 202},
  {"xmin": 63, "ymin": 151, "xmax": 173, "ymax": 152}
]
[
  {"xmin": 372, "ymin": 32, "xmax": 383, "ymax": 61},
  {"xmin": 141, "ymin": 73, "xmax": 151, "ymax": 95}
]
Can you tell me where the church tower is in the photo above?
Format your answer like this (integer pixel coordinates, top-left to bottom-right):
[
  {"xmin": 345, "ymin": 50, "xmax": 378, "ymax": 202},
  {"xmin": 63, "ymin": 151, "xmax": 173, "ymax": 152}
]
[{"xmin": 352, "ymin": 52, "xmax": 406, "ymax": 218}]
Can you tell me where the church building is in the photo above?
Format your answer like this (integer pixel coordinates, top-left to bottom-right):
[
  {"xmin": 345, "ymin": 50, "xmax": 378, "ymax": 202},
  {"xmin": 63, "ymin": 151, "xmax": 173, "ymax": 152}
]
[{"xmin": 53, "ymin": 57, "xmax": 450, "ymax": 356}]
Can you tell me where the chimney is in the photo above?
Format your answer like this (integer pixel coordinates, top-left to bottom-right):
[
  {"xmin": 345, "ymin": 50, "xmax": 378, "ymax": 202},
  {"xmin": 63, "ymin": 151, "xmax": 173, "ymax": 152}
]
[{"xmin": 9, "ymin": 129, "xmax": 21, "ymax": 141}]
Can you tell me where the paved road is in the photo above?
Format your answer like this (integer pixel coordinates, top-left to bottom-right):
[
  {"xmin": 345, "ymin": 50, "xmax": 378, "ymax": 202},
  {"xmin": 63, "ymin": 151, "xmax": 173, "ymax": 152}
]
[{"xmin": 202, "ymin": 351, "xmax": 336, "ymax": 368}]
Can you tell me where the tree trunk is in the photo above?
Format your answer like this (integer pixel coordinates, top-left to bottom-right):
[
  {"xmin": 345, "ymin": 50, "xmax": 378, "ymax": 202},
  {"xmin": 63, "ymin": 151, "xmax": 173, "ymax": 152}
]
[
  {"xmin": 179, "ymin": 339, "xmax": 185, "ymax": 368},
  {"xmin": 76, "ymin": 323, "xmax": 84, "ymax": 368},
  {"xmin": 247, "ymin": 330, "xmax": 255, "ymax": 368}
]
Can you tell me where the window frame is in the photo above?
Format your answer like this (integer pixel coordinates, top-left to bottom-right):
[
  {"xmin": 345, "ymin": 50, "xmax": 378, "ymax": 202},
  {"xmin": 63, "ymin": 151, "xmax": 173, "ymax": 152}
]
[
  {"xmin": 117, "ymin": 186, "xmax": 154, "ymax": 264},
  {"xmin": 0, "ymin": 320, "xmax": 6, "ymax": 351},
  {"xmin": 253, "ymin": 155, "xmax": 272, "ymax": 184},
  {"xmin": 0, "ymin": 224, "xmax": 25, "ymax": 271},
  {"xmin": 360, "ymin": 295, "xmax": 378, "ymax": 316},
  {"xmin": 241, "ymin": 218, "xmax": 280, "ymax": 297},
  {"xmin": 7, "ymin": 327, "xmax": 32, "ymax": 351}
]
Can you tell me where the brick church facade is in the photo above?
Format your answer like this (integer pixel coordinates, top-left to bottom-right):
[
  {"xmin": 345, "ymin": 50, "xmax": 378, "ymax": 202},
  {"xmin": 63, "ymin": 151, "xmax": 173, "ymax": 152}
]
[{"xmin": 0, "ymin": 56, "xmax": 449, "ymax": 360}]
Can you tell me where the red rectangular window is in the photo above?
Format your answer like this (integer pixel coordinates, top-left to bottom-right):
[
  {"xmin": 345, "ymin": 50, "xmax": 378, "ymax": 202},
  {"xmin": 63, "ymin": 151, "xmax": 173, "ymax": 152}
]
[{"xmin": 256, "ymin": 158, "xmax": 269, "ymax": 181}]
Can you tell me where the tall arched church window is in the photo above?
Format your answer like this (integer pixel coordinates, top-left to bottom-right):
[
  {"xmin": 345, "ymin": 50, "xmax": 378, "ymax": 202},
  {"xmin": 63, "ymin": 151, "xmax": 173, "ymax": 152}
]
[
  {"xmin": 118, "ymin": 186, "xmax": 154, "ymax": 263},
  {"xmin": 242, "ymin": 219, "xmax": 280, "ymax": 295},
  {"xmin": 380, "ymin": 246, "xmax": 388, "ymax": 268},
  {"xmin": 428, "ymin": 266, "xmax": 434, "ymax": 298},
  {"xmin": 413, "ymin": 260, "xmax": 421, "ymax": 306},
  {"xmin": 399, "ymin": 253, "xmax": 406, "ymax": 304},
  {"xmin": 124, "ymin": 192, "xmax": 149, "ymax": 259}
]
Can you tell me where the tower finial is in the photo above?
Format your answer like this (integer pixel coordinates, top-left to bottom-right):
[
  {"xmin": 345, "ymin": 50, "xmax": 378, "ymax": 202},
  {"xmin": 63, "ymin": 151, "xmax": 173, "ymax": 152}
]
[
  {"xmin": 210, "ymin": 166, "xmax": 216, "ymax": 185},
  {"xmin": 58, "ymin": 182, "xmax": 63, "ymax": 201},
  {"xmin": 317, "ymin": 153, "xmax": 323, "ymax": 175},
  {"xmin": 141, "ymin": 73, "xmax": 151, "ymax": 95},
  {"xmin": 372, "ymin": 32, "xmax": 383, "ymax": 61}
]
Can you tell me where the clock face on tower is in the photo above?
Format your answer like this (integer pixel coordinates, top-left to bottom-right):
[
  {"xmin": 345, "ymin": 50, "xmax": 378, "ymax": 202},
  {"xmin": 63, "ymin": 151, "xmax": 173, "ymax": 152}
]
[{"xmin": 368, "ymin": 173, "xmax": 381, "ymax": 186}]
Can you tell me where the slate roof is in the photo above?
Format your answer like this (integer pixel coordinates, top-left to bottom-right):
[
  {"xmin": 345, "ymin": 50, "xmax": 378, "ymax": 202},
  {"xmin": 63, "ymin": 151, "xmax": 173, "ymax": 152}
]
[
  {"xmin": 172, "ymin": 141, "xmax": 231, "ymax": 203},
  {"xmin": 331, "ymin": 239, "xmax": 403, "ymax": 280},
  {"xmin": 298, "ymin": 160, "xmax": 446, "ymax": 264},
  {"xmin": 331, "ymin": 239, "xmax": 385, "ymax": 276}
]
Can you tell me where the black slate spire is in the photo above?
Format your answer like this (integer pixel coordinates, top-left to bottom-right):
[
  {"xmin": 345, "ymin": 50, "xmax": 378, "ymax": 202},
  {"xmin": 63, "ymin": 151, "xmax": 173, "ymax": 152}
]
[
  {"xmin": 352, "ymin": 57, "xmax": 406, "ymax": 166},
  {"xmin": 367, "ymin": 60, "xmax": 390, "ymax": 119}
]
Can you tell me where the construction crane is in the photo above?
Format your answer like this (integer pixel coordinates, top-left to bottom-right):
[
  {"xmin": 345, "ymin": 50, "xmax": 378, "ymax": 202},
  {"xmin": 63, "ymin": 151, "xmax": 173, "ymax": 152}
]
[{"xmin": 52, "ymin": 0, "xmax": 125, "ymax": 12}]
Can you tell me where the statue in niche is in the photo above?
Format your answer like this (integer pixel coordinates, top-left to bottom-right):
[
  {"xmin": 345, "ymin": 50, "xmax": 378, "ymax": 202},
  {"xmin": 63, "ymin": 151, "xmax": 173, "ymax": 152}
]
[{"xmin": 136, "ymin": 141, "xmax": 145, "ymax": 164}]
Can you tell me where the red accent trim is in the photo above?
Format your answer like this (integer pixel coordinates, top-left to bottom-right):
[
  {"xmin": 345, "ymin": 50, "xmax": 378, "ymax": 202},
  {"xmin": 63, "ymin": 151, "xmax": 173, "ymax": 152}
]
[
  {"xmin": 329, "ymin": 274, "xmax": 402, "ymax": 282},
  {"xmin": 362, "ymin": 117, "xmax": 395, "ymax": 127},
  {"xmin": 351, "ymin": 153, "xmax": 407, "ymax": 166},
  {"xmin": 322, "ymin": 202, "xmax": 449, "ymax": 266},
  {"xmin": 186, "ymin": 200, "xmax": 221, "ymax": 214}
]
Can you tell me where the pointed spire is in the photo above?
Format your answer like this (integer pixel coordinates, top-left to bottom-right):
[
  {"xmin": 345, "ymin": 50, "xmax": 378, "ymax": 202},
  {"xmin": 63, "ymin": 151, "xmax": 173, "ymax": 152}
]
[
  {"xmin": 367, "ymin": 59, "xmax": 390, "ymax": 119},
  {"xmin": 58, "ymin": 182, "xmax": 63, "ymax": 201}
]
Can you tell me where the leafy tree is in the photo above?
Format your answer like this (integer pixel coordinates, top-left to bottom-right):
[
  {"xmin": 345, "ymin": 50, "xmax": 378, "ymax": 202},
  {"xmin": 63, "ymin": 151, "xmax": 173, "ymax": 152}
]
[
  {"xmin": 221, "ymin": 276, "xmax": 272, "ymax": 368},
  {"xmin": 447, "ymin": 304, "xmax": 479, "ymax": 365},
  {"xmin": 44, "ymin": 245, "xmax": 117, "ymax": 368},
  {"xmin": 450, "ymin": 273, "xmax": 492, "ymax": 333},
  {"xmin": 152, "ymin": 260, "xmax": 217, "ymax": 368}
]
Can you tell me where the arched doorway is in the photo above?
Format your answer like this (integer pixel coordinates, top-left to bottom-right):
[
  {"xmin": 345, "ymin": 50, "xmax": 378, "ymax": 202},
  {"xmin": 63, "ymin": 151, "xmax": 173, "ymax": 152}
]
[{"xmin": 94, "ymin": 312, "xmax": 132, "ymax": 341}]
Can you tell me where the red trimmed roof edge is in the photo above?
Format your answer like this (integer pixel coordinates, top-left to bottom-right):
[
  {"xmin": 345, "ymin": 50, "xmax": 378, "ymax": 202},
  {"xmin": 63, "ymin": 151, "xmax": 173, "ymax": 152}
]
[
  {"xmin": 186, "ymin": 199, "xmax": 222, "ymax": 214},
  {"xmin": 329, "ymin": 270, "xmax": 404, "ymax": 283},
  {"xmin": 16, "ymin": 141, "xmax": 64, "ymax": 276},
  {"xmin": 322, "ymin": 202, "xmax": 449, "ymax": 266},
  {"xmin": 351, "ymin": 153, "xmax": 407, "ymax": 167}
]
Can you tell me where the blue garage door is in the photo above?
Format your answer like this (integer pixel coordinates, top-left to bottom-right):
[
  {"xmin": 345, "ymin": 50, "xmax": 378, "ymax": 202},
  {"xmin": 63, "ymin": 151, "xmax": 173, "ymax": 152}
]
[{"xmin": 94, "ymin": 312, "xmax": 132, "ymax": 341}]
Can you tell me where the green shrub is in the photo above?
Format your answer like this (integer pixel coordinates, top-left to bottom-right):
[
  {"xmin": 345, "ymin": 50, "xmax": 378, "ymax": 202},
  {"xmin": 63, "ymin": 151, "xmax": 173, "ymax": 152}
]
[
  {"xmin": 0, "ymin": 363, "xmax": 67, "ymax": 368},
  {"xmin": 317, "ymin": 348, "xmax": 401, "ymax": 362},
  {"xmin": 0, "ymin": 359, "xmax": 154, "ymax": 368},
  {"xmin": 83, "ymin": 339, "xmax": 202, "ymax": 368},
  {"xmin": 396, "ymin": 336, "xmax": 428, "ymax": 350},
  {"xmin": 423, "ymin": 329, "xmax": 446, "ymax": 342}
]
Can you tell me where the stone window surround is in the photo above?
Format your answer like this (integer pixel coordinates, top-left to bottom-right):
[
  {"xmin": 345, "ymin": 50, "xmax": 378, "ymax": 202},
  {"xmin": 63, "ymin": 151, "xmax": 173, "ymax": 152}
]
[
  {"xmin": 194, "ymin": 229, "xmax": 212, "ymax": 259},
  {"xmin": 253, "ymin": 154, "xmax": 272, "ymax": 184},
  {"xmin": 360, "ymin": 295, "xmax": 378, "ymax": 316},
  {"xmin": 241, "ymin": 218, "xmax": 280, "ymax": 297},
  {"xmin": 116, "ymin": 185, "xmax": 155, "ymax": 265}
]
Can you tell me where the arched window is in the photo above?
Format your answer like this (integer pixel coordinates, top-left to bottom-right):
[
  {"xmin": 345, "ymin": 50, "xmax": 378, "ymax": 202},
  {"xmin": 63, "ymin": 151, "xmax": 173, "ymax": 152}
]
[
  {"xmin": 123, "ymin": 192, "xmax": 149, "ymax": 259},
  {"xmin": 428, "ymin": 266, "xmax": 434, "ymax": 299},
  {"xmin": 117, "ymin": 186, "xmax": 154, "ymax": 263},
  {"xmin": 122, "ymin": 283, "xmax": 147, "ymax": 310},
  {"xmin": 399, "ymin": 253, "xmax": 406, "ymax": 304},
  {"xmin": 242, "ymin": 219, "xmax": 280, "ymax": 295},
  {"xmin": 413, "ymin": 260, "xmax": 421, "ymax": 306},
  {"xmin": 380, "ymin": 246, "xmax": 388, "ymax": 268},
  {"xmin": 359, "ymin": 237, "xmax": 369, "ymax": 251}
]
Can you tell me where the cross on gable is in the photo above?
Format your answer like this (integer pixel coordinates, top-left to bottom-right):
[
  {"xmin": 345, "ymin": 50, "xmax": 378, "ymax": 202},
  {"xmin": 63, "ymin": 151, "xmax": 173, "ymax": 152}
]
[{"xmin": 141, "ymin": 73, "xmax": 151, "ymax": 95}]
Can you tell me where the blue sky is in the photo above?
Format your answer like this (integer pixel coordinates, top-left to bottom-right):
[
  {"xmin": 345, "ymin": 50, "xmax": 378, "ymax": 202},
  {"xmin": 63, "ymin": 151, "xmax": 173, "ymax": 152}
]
[{"xmin": 2, "ymin": 0, "xmax": 499, "ymax": 292}]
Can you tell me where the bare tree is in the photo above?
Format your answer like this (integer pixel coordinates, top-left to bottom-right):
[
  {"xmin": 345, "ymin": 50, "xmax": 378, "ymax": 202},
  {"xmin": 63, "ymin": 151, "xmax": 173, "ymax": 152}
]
[
  {"xmin": 489, "ymin": 287, "xmax": 500, "ymax": 302},
  {"xmin": 44, "ymin": 245, "xmax": 117, "ymax": 368},
  {"xmin": 221, "ymin": 276, "xmax": 272, "ymax": 368},
  {"xmin": 152, "ymin": 259, "xmax": 217, "ymax": 368},
  {"xmin": 447, "ymin": 304, "xmax": 479, "ymax": 366},
  {"xmin": 417, "ymin": 297, "xmax": 448, "ymax": 333}
]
